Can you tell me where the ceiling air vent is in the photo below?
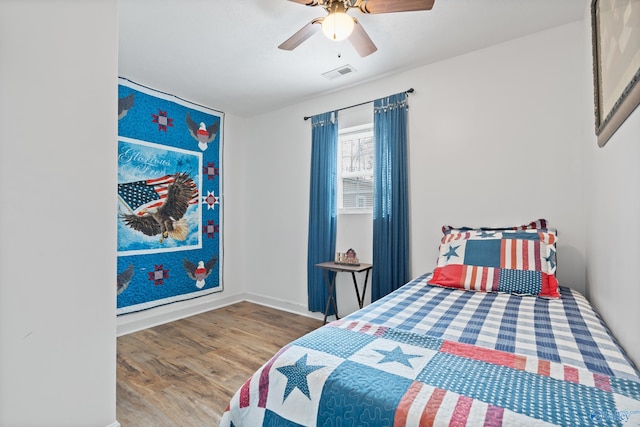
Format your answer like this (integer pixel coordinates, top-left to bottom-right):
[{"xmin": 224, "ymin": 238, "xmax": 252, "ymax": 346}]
[{"xmin": 322, "ymin": 64, "xmax": 357, "ymax": 80}]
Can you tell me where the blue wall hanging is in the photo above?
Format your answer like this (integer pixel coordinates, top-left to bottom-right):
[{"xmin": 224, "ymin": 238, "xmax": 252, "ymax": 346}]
[{"xmin": 117, "ymin": 78, "xmax": 223, "ymax": 314}]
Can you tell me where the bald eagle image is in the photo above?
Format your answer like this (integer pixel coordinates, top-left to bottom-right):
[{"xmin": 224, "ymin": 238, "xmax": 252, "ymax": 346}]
[
  {"xmin": 118, "ymin": 93, "xmax": 134, "ymax": 120},
  {"xmin": 186, "ymin": 113, "xmax": 219, "ymax": 151},
  {"xmin": 183, "ymin": 255, "xmax": 218, "ymax": 289},
  {"xmin": 120, "ymin": 172, "xmax": 197, "ymax": 243},
  {"xmin": 117, "ymin": 264, "xmax": 135, "ymax": 295}
]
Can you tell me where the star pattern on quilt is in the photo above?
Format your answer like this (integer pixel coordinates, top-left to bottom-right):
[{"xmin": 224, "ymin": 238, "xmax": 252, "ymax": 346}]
[
  {"xmin": 444, "ymin": 245, "xmax": 460, "ymax": 261},
  {"xmin": 203, "ymin": 220, "xmax": 219, "ymax": 239},
  {"xmin": 151, "ymin": 110, "xmax": 174, "ymax": 131},
  {"xmin": 202, "ymin": 190, "xmax": 219, "ymax": 210},
  {"xmin": 203, "ymin": 162, "xmax": 219, "ymax": 180},
  {"xmin": 148, "ymin": 264, "xmax": 169, "ymax": 286},
  {"xmin": 478, "ymin": 230, "xmax": 497, "ymax": 238},
  {"xmin": 276, "ymin": 354, "xmax": 324, "ymax": 401},
  {"xmin": 546, "ymin": 248, "xmax": 556, "ymax": 269},
  {"xmin": 374, "ymin": 346, "xmax": 422, "ymax": 368}
]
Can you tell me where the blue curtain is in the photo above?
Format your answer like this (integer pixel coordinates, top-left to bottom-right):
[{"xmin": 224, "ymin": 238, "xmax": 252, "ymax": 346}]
[
  {"xmin": 372, "ymin": 92, "xmax": 410, "ymax": 302},
  {"xmin": 307, "ymin": 111, "xmax": 338, "ymax": 313}
]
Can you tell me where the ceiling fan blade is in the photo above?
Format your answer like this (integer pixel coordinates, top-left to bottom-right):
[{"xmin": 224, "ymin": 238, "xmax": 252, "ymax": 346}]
[
  {"xmin": 348, "ymin": 19, "xmax": 377, "ymax": 57},
  {"xmin": 356, "ymin": 0, "xmax": 434, "ymax": 14},
  {"xmin": 287, "ymin": 0, "xmax": 322, "ymax": 5},
  {"xmin": 278, "ymin": 18, "xmax": 323, "ymax": 51}
]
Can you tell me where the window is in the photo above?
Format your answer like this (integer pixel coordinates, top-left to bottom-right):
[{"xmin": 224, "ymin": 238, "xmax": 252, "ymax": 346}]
[{"xmin": 338, "ymin": 124, "xmax": 373, "ymax": 213}]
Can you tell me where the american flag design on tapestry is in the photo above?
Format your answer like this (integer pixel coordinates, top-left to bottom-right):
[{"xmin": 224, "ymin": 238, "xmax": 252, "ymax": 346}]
[{"xmin": 117, "ymin": 174, "xmax": 199, "ymax": 217}]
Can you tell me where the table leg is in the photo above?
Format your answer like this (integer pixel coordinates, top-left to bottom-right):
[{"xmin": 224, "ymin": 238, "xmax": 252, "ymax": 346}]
[
  {"xmin": 323, "ymin": 269, "xmax": 339, "ymax": 324},
  {"xmin": 351, "ymin": 269, "xmax": 370, "ymax": 309},
  {"xmin": 361, "ymin": 268, "xmax": 370, "ymax": 309},
  {"xmin": 351, "ymin": 272, "xmax": 362, "ymax": 309}
]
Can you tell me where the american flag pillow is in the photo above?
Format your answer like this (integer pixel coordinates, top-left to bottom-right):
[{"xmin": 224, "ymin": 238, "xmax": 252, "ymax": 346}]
[{"xmin": 428, "ymin": 227, "xmax": 560, "ymax": 298}]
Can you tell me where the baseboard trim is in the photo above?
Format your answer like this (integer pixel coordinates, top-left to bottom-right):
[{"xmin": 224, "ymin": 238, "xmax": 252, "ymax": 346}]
[
  {"xmin": 116, "ymin": 291, "xmax": 329, "ymax": 336},
  {"xmin": 244, "ymin": 292, "xmax": 326, "ymax": 321},
  {"xmin": 107, "ymin": 421, "xmax": 121, "ymax": 427},
  {"xmin": 117, "ymin": 291, "xmax": 245, "ymax": 336}
]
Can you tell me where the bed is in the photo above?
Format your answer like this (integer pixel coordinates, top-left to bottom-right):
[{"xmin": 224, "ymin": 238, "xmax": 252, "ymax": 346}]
[{"xmin": 221, "ymin": 221, "xmax": 640, "ymax": 426}]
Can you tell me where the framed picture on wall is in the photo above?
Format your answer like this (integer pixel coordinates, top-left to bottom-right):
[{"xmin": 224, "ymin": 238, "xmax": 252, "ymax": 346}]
[{"xmin": 591, "ymin": 0, "xmax": 640, "ymax": 147}]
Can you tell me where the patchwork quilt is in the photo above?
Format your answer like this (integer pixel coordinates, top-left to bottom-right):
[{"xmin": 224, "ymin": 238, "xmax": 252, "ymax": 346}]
[{"xmin": 221, "ymin": 275, "xmax": 640, "ymax": 426}]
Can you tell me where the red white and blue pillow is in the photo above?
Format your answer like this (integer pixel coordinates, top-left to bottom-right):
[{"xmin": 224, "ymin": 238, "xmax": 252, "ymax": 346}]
[{"xmin": 428, "ymin": 220, "xmax": 560, "ymax": 298}]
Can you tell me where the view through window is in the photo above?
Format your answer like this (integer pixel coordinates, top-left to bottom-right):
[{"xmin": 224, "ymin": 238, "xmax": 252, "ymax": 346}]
[{"xmin": 338, "ymin": 124, "xmax": 373, "ymax": 213}]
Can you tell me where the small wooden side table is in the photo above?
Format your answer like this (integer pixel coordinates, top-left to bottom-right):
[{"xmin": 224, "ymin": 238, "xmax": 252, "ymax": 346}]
[{"xmin": 315, "ymin": 261, "xmax": 373, "ymax": 324}]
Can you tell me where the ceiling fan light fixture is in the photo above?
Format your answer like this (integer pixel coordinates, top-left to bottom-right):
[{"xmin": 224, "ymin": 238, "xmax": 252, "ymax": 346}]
[{"xmin": 321, "ymin": 9, "xmax": 354, "ymax": 41}]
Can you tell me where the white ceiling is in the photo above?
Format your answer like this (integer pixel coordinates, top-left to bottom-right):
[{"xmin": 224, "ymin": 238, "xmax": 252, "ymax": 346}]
[{"xmin": 118, "ymin": 0, "xmax": 586, "ymax": 118}]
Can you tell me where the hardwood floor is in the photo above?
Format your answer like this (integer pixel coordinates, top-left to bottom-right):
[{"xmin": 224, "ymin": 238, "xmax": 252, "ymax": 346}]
[{"xmin": 116, "ymin": 301, "xmax": 323, "ymax": 426}]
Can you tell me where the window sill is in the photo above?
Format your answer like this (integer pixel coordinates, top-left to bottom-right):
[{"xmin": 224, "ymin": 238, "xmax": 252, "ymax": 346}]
[{"xmin": 338, "ymin": 209, "xmax": 373, "ymax": 215}]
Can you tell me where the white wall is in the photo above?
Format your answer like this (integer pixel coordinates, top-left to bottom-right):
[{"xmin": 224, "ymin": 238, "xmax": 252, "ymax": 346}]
[
  {"xmin": 582, "ymin": 9, "xmax": 640, "ymax": 368},
  {"xmin": 242, "ymin": 22, "xmax": 588, "ymax": 320},
  {"xmin": 405, "ymin": 22, "xmax": 587, "ymax": 291},
  {"xmin": 0, "ymin": 1, "xmax": 119, "ymax": 426},
  {"xmin": 585, "ymin": 107, "xmax": 640, "ymax": 367}
]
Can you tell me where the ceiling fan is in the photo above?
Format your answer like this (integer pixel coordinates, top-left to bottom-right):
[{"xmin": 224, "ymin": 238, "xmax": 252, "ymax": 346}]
[{"xmin": 278, "ymin": 0, "xmax": 435, "ymax": 57}]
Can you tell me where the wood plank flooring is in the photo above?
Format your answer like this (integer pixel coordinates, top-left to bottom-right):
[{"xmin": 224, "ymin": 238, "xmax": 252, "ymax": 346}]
[{"xmin": 116, "ymin": 301, "xmax": 323, "ymax": 426}]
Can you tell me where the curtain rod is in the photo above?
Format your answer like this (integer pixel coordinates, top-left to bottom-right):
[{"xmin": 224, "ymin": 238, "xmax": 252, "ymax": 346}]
[{"xmin": 303, "ymin": 88, "xmax": 414, "ymax": 121}]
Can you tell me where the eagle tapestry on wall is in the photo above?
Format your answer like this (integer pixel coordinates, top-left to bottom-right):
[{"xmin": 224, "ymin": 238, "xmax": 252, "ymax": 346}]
[{"xmin": 117, "ymin": 78, "xmax": 223, "ymax": 315}]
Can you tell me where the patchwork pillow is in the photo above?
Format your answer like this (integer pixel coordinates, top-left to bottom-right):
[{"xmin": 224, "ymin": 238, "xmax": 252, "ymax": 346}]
[{"xmin": 428, "ymin": 225, "xmax": 560, "ymax": 298}]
